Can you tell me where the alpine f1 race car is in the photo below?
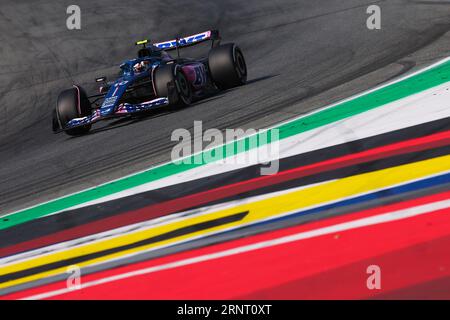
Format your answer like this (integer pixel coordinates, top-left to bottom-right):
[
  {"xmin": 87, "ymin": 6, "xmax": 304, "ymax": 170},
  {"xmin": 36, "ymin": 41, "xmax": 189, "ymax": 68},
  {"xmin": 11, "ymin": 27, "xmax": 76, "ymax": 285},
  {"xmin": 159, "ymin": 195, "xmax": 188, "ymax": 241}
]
[{"xmin": 52, "ymin": 30, "xmax": 247, "ymax": 136}]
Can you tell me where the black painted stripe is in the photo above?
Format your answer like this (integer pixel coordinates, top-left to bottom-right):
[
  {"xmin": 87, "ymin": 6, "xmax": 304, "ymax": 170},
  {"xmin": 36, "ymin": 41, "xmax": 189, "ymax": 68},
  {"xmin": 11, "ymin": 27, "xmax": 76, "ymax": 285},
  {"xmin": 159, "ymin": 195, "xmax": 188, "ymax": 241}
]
[{"xmin": 0, "ymin": 211, "xmax": 249, "ymax": 284}]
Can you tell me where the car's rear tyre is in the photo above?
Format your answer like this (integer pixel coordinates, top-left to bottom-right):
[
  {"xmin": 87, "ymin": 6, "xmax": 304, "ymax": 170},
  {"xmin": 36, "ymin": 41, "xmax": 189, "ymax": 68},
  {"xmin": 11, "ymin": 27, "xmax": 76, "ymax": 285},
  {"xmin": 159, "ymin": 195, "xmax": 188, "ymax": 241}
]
[
  {"xmin": 54, "ymin": 85, "xmax": 92, "ymax": 136},
  {"xmin": 153, "ymin": 64, "xmax": 192, "ymax": 107},
  {"xmin": 208, "ymin": 43, "xmax": 247, "ymax": 90}
]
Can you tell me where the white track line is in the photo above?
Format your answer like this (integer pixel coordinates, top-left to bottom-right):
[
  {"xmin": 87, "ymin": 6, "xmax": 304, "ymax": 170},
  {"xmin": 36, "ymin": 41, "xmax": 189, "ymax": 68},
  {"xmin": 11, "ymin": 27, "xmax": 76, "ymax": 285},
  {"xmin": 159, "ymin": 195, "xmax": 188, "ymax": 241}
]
[
  {"xmin": 0, "ymin": 182, "xmax": 328, "ymax": 265},
  {"xmin": 6, "ymin": 165, "xmax": 450, "ymax": 265}
]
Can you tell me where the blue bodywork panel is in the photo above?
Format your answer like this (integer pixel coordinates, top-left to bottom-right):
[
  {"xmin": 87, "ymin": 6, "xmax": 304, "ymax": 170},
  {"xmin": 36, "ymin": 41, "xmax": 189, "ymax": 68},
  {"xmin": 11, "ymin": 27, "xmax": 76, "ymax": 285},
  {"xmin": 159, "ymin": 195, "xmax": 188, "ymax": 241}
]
[{"xmin": 99, "ymin": 57, "xmax": 162, "ymax": 116}]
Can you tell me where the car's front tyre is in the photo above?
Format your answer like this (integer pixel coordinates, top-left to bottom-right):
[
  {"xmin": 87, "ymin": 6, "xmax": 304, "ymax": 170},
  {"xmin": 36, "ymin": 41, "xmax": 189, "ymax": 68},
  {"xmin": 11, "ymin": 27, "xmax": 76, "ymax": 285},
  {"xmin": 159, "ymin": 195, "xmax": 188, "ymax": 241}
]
[{"xmin": 53, "ymin": 85, "xmax": 92, "ymax": 136}]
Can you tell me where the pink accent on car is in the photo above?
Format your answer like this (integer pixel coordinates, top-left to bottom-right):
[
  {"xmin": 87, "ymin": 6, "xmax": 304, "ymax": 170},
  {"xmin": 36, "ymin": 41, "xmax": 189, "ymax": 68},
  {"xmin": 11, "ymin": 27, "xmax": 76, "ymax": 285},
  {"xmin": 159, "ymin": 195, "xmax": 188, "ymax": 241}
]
[{"xmin": 181, "ymin": 63, "xmax": 205, "ymax": 89}]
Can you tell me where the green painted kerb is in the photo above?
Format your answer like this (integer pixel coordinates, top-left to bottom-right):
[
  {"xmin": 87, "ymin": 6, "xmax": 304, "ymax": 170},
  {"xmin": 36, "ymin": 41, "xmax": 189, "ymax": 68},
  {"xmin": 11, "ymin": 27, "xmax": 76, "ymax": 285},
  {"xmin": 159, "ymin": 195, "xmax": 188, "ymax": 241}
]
[{"xmin": 2, "ymin": 59, "xmax": 450, "ymax": 230}]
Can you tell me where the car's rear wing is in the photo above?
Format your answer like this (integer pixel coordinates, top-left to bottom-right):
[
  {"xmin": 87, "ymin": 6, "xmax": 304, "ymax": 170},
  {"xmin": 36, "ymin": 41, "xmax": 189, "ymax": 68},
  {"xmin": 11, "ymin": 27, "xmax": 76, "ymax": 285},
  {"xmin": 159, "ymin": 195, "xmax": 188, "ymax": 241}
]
[{"xmin": 153, "ymin": 30, "xmax": 221, "ymax": 51}]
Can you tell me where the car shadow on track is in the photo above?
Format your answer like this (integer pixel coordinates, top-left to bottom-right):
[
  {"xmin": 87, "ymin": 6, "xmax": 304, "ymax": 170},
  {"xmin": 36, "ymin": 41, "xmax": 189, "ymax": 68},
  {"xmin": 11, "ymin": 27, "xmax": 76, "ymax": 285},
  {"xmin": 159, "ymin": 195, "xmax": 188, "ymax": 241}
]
[{"xmin": 246, "ymin": 74, "xmax": 279, "ymax": 85}]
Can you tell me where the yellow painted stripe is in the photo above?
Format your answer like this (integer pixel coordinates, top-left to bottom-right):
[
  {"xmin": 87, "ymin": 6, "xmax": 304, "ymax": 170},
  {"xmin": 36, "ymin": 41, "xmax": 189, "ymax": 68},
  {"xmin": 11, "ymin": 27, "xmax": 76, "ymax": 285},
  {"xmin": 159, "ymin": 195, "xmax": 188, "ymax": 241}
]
[{"xmin": 1, "ymin": 154, "xmax": 449, "ymax": 290}]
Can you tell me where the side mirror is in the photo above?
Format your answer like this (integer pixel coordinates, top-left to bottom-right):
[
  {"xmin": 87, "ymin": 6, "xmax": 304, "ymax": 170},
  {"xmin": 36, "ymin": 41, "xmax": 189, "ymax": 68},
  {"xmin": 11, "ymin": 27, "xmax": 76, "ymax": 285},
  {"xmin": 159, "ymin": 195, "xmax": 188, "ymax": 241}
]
[
  {"xmin": 95, "ymin": 76, "xmax": 107, "ymax": 83},
  {"xmin": 96, "ymin": 77, "xmax": 109, "ymax": 94}
]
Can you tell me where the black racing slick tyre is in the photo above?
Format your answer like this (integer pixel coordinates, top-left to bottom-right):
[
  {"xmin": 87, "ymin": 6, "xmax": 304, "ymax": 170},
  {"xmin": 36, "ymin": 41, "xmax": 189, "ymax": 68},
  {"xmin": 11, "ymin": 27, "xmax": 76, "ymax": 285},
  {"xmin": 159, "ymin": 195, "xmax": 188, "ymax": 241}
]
[
  {"xmin": 208, "ymin": 43, "xmax": 247, "ymax": 90},
  {"xmin": 54, "ymin": 85, "xmax": 92, "ymax": 136},
  {"xmin": 153, "ymin": 64, "xmax": 192, "ymax": 107}
]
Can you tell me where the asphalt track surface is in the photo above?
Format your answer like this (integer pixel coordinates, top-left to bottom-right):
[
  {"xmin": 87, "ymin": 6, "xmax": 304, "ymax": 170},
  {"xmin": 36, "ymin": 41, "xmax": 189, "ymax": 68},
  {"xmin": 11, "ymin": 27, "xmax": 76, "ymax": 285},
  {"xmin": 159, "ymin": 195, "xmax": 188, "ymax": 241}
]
[{"xmin": 1, "ymin": 0, "xmax": 450, "ymax": 214}]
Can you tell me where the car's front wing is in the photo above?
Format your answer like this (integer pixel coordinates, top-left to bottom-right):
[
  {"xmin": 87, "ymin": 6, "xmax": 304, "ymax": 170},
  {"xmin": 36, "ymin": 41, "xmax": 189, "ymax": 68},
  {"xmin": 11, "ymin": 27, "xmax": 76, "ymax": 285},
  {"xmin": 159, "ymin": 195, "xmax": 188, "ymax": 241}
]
[{"xmin": 58, "ymin": 97, "xmax": 169, "ymax": 132}]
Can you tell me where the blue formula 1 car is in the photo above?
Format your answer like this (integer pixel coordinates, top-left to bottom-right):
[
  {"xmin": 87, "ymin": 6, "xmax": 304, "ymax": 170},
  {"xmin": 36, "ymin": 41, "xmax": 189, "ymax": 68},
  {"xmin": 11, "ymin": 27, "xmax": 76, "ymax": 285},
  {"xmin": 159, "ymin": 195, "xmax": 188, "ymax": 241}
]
[{"xmin": 52, "ymin": 30, "xmax": 247, "ymax": 136}]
